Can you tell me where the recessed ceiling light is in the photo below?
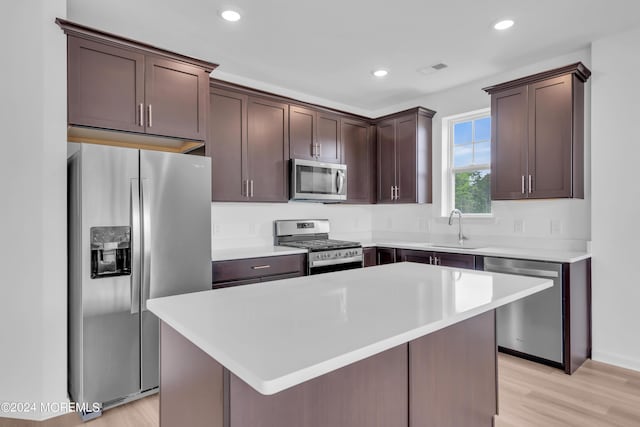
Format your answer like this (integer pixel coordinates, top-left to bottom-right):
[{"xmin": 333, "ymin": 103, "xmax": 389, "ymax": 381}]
[
  {"xmin": 494, "ymin": 19, "xmax": 514, "ymax": 30},
  {"xmin": 220, "ymin": 10, "xmax": 241, "ymax": 22},
  {"xmin": 372, "ymin": 69, "xmax": 388, "ymax": 78}
]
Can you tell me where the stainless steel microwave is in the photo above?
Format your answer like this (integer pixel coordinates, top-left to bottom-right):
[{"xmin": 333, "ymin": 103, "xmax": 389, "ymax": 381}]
[{"xmin": 290, "ymin": 159, "xmax": 347, "ymax": 202}]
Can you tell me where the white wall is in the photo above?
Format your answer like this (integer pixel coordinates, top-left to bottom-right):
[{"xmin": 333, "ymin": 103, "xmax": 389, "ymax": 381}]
[
  {"xmin": 0, "ymin": 0, "xmax": 68, "ymax": 421},
  {"xmin": 590, "ymin": 26, "xmax": 640, "ymax": 371},
  {"xmin": 212, "ymin": 202, "xmax": 373, "ymax": 250}
]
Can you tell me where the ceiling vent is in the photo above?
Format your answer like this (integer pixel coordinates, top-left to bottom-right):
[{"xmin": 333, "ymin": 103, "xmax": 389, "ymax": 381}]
[{"xmin": 418, "ymin": 62, "xmax": 448, "ymax": 75}]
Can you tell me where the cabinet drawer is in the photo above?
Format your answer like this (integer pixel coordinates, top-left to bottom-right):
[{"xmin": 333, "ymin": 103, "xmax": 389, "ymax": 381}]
[{"xmin": 212, "ymin": 254, "xmax": 306, "ymax": 283}]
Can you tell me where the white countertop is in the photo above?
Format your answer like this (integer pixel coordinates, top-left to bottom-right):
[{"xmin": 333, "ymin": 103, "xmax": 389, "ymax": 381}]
[
  {"xmin": 212, "ymin": 246, "xmax": 308, "ymax": 262},
  {"xmin": 361, "ymin": 241, "xmax": 590, "ymax": 263},
  {"xmin": 148, "ymin": 262, "xmax": 552, "ymax": 395}
]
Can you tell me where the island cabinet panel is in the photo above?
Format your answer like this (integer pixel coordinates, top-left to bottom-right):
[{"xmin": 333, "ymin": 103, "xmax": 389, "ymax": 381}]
[
  {"xmin": 229, "ymin": 344, "xmax": 408, "ymax": 427},
  {"xmin": 341, "ymin": 118, "xmax": 375, "ymax": 203},
  {"xmin": 211, "ymin": 254, "xmax": 306, "ymax": 289},
  {"xmin": 484, "ymin": 62, "xmax": 590, "ymax": 200},
  {"xmin": 410, "ymin": 310, "xmax": 497, "ymax": 427},
  {"xmin": 160, "ymin": 322, "xmax": 224, "ymax": 427}
]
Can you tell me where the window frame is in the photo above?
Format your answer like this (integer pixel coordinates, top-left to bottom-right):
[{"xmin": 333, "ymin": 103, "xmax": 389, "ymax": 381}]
[{"xmin": 441, "ymin": 108, "xmax": 492, "ymax": 217}]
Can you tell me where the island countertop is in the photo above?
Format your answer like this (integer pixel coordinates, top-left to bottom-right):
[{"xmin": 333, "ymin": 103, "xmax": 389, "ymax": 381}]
[{"xmin": 147, "ymin": 262, "xmax": 551, "ymax": 395}]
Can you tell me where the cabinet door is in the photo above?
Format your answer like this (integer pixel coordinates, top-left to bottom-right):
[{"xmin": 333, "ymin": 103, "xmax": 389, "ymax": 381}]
[
  {"xmin": 247, "ymin": 97, "xmax": 289, "ymax": 202},
  {"xmin": 289, "ymin": 105, "xmax": 316, "ymax": 160},
  {"xmin": 491, "ymin": 86, "xmax": 528, "ymax": 200},
  {"xmin": 376, "ymin": 248, "xmax": 397, "ymax": 265},
  {"xmin": 209, "ymin": 88, "xmax": 247, "ymax": 201},
  {"xmin": 377, "ymin": 119, "xmax": 396, "ymax": 203},
  {"xmin": 68, "ymin": 36, "xmax": 145, "ymax": 133},
  {"xmin": 436, "ymin": 252, "xmax": 476, "ymax": 269},
  {"xmin": 342, "ymin": 118, "xmax": 373, "ymax": 203},
  {"xmin": 395, "ymin": 114, "xmax": 418, "ymax": 203},
  {"xmin": 396, "ymin": 249, "xmax": 433, "ymax": 264},
  {"xmin": 145, "ymin": 56, "xmax": 208, "ymax": 140},
  {"xmin": 528, "ymin": 75, "xmax": 573, "ymax": 198},
  {"xmin": 316, "ymin": 113, "xmax": 341, "ymax": 163},
  {"xmin": 363, "ymin": 248, "xmax": 377, "ymax": 267}
]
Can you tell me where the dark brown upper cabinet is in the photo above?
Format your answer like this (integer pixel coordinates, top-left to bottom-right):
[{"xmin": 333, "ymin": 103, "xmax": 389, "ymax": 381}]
[
  {"xmin": 376, "ymin": 108, "xmax": 435, "ymax": 204},
  {"xmin": 290, "ymin": 106, "xmax": 341, "ymax": 163},
  {"xmin": 59, "ymin": 19, "xmax": 215, "ymax": 142},
  {"xmin": 208, "ymin": 86, "xmax": 289, "ymax": 202},
  {"xmin": 483, "ymin": 63, "xmax": 590, "ymax": 200},
  {"xmin": 341, "ymin": 118, "xmax": 375, "ymax": 203}
]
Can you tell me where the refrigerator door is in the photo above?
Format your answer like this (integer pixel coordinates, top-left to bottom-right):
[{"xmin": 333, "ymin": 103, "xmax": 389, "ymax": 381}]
[
  {"xmin": 78, "ymin": 145, "xmax": 141, "ymax": 404},
  {"xmin": 139, "ymin": 150, "xmax": 212, "ymax": 391}
]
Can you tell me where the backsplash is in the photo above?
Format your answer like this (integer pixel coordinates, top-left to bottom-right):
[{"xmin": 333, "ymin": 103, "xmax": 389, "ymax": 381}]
[{"xmin": 211, "ymin": 199, "xmax": 589, "ymax": 252}]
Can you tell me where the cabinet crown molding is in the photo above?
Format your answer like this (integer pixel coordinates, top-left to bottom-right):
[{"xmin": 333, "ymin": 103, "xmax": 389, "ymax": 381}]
[
  {"xmin": 56, "ymin": 18, "xmax": 218, "ymax": 73},
  {"xmin": 482, "ymin": 62, "xmax": 591, "ymax": 94}
]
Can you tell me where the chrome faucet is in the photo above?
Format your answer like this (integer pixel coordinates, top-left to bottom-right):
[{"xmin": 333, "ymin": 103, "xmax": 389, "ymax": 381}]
[{"xmin": 448, "ymin": 209, "xmax": 468, "ymax": 245}]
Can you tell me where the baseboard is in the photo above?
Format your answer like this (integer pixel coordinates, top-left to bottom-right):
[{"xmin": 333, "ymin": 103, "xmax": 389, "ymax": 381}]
[{"xmin": 592, "ymin": 350, "xmax": 640, "ymax": 373}]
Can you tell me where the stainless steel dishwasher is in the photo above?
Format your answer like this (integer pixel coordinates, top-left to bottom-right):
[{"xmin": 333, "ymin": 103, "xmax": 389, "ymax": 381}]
[{"xmin": 484, "ymin": 257, "xmax": 563, "ymax": 365}]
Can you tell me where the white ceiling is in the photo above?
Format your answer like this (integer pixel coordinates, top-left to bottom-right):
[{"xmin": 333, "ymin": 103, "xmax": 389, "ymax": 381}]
[{"xmin": 67, "ymin": 0, "xmax": 640, "ymax": 116}]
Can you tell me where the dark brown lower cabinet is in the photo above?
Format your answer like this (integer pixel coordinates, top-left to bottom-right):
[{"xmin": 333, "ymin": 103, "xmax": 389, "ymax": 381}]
[
  {"xmin": 211, "ymin": 254, "xmax": 306, "ymax": 289},
  {"xmin": 160, "ymin": 310, "xmax": 497, "ymax": 427},
  {"xmin": 376, "ymin": 247, "xmax": 397, "ymax": 265},
  {"xmin": 395, "ymin": 248, "xmax": 476, "ymax": 269},
  {"xmin": 363, "ymin": 247, "xmax": 377, "ymax": 267}
]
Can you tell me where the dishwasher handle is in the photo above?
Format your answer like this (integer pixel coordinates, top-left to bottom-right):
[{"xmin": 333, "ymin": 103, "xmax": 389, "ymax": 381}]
[{"xmin": 484, "ymin": 265, "xmax": 559, "ymax": 278}]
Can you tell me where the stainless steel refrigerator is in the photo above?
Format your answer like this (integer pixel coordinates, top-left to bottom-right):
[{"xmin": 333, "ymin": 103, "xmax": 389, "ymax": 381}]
[{"xmin": 68, "ymin": 143, "xmax": 212, "ymax": 413}]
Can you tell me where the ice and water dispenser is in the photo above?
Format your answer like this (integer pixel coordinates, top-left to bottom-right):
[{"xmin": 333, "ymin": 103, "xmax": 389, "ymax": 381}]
[{"xmin": 90, "ymin": 226, "xmax": 131, "ymax": 278}]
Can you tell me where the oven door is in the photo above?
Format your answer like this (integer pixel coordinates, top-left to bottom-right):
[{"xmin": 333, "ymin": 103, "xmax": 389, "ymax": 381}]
[{"xmin": 291, "ymin": 159, "xmax": 347, "ymax": 201}]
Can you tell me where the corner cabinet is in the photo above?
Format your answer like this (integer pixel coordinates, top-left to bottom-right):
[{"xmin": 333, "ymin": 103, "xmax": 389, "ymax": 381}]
[
  {"xmin": 341, "ymin": 118, "xmax": 376, "ymax": 203},
  {"xmin": 290, "ymin": 106, "xmax": 341, "ymax": 163},
  {"xmin": 483, "ymin": 62, "xmax": 590, "ymax": 200},
  {"xmin": 208, "ymin": 86, "xmax": 289, "ymax": 202},
  {"xmin": 60, "ymin": 20, "xmax": 215, "ymax": 141},
  {"xmin": 376, "ymin": 108, "xmax": 435, "ymax": 204}
]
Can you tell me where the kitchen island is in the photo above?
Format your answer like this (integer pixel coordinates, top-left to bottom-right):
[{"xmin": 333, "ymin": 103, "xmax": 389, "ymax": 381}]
[{"xmin": 148, "ymin": 262, "xmax": 552, "ymax": 427}]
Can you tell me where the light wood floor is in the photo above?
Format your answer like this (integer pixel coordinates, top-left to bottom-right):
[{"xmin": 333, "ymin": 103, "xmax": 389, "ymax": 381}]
[{"xmin": 3, "ymin": 354, "xmax": 640, "ymax": 426}]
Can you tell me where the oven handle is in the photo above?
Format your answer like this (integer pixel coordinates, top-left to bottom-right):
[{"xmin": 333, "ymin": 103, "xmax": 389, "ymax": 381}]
[{"xmin": 310, "ymin": 255, "xmax": 363, "ymax": 268}]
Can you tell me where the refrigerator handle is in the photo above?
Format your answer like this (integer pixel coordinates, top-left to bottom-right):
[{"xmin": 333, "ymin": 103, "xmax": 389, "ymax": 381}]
[
  {"xmin": 141, "ymin": 178, "xmax": 152, "ymax": 311},
  {"xmin": 130, "ymin": 179, "xmax": 141, "ymax": 314}
]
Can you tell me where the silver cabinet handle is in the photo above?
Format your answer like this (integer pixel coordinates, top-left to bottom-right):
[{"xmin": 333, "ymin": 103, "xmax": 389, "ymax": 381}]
[
  {"xmin": 130, "ymin": 179, "xmax": 141, "ymax": 314},
  {"xmin": 318, "ymin": 143, "xmax": 321, "ymax": 157},
  {"xmin": 138, "ymin": 103, "xmax": 144, "ymax": 127},
  {"xmin": 251, "ymin": 265, "xmax": 271, "ymax": 270},
  {"xmin": 435, "ymin": 256, "xmax": 440, "ymax": 265},
  {"xmin": 377, "ymin": 252, "xmax": 381, "ymax": 264},
  {"xmin": 141, "ymin": 178, "xmax": 152, "ymax": 311},
  {"xmin": 528, "ymin": 175, "xmax": 533, "ymax": 194},
  {"xmin": 250, "ymin": 180, "xmax": 254, "ymax": 198},
  {"xmin": 429, "ymin": 255, "xmax": 434, "ymax": 264},
  {"xmin": 395, "ymin": 186, "xmax": 399, "ymax": 200},
  {"xmin": 521, "ymin": 176, "xmax": 525, "ymax": 194},
  {"xmin": 311, "ymin": 144, "xmax": 315, "ymax": 157},
  {"xmin": 147, "ymin": 104, "xmax": 153, "ymax": 127}
]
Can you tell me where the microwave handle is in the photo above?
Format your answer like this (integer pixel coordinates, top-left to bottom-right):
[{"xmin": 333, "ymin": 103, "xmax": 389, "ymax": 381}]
[{"xmin": 336, "ymin": 170, "xmax": 345, "ymax": 194}]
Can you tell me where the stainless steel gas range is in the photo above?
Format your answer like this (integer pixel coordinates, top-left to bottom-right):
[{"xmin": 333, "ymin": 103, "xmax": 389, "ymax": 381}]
[{"xmin": 274, "ymin": 219, "xmax": 363, "ymax": 275}]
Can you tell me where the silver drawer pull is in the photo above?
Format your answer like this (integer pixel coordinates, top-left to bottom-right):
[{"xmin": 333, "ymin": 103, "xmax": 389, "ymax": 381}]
[{"xmin": 251, "ymin": 265, "xmax": 271, "ymax": 270}]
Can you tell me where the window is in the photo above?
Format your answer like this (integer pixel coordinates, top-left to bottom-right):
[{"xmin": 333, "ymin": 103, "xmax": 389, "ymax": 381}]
[{"xmin": 443, "ymin": 109, "xmax": 491, "ymax": 215}]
